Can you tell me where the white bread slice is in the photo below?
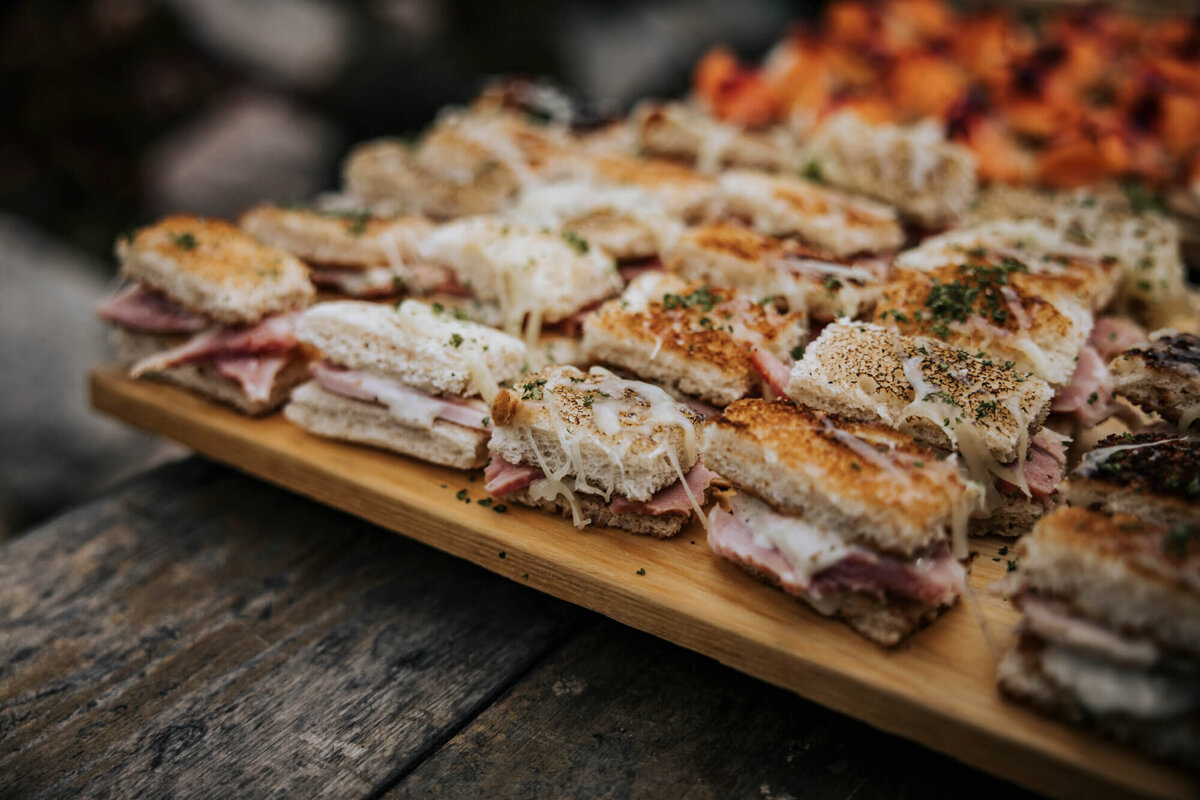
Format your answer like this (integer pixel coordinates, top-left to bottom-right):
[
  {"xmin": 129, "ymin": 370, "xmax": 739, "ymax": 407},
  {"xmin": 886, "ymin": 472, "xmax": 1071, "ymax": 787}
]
[
  {"xmin": 1065, "ymin": 433, "xmax": 1200, "ymax": 529},
  {"xmin": 714, "ymin": 169, "xmax": 904, "ymax": 257},
  {"xmin": 1014, "ymin": 507, "xmax": 1200, "ymax": 658},
  {"xmin": 489, "ymin": 365, "xmax": 703, "ymax": 502},
  {"xmin": 117, "ymin": 215, "xmax": 314, "ymax": 325},
  {"xmin": 1109, "ymin": 332, "xmax": 1200, "ymax": 428},
  {"xmin": 284, "ymin": 382, "xmax": 489, "ymax": 469},
  {"xmin": 875, "ymin": 262, "xmax": 1093, "ymax": 389},
  {"xmin": 704, "ymin": 399, "xmax": 980, "ymax": 557},
  {"xmin": 112, "ymin": 328, "xmax": 308, "ymax": 415},
  {"xmin": 418, "ymin": 217, "xmax": 623, "ymax": 328},
  {"xmin": 296, "ymin": 300, "xmax": 527, "ymax": 398},
  {"xmin": 665, "ymin": 223, "xmax": 881, "ymax": 320},
  {"xmin": 787, "ymin": 321, "xmax": 1054, "ymax": 464},
  {"xmin": 505, "ymin": 485, "xmax": 689, "ymax": 538},
  {"xmin": 239, "ymin": 204, "xmax": 434, "ymax": 270},
  {"xmin": 806, "ymin": 111, "xmax": 977, "ymax": 227},
  {"xmin": 582, "ymin": 273, "xmax": 806, "ymax": 407},
  {"xmin": 631, "ymin": 101, "xmax": 796, "ymax": 173}
]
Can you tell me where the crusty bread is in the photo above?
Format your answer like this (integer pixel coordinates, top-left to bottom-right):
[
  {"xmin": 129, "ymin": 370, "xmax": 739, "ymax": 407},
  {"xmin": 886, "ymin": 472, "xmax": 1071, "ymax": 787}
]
[
  {"xmin": 584, "ymin": 155, "xmax": 719, "ymax": 221},
  {"xmin": 713, "ymin": 169, "xmax": 904, "ymax": 257},
  {"xmin": 296, "ymin": 300, "xmax": 527, "ymax": 398},
  {"xmin": 284, "ymin": 382, "xmax": 488, "ymax": 469},
  {"xmin": 705, "ymin": 399, "xmax": 979, "ymax": 556},
  {"xmin": 1109, "ymin": 332, "xmax": 1200, "ymax": 428},
  {"xmin": 787, "ymin": 321, "xmax": 1055, "ymax": 463},
  {"xmin": 113, "ymin": 328, "xmax": 308, "ymax": 415},
  {"xmin": 1014, "ymin": 507, "xmax": 1200, "ymax": 657},
  {"xmin": 806, "ymin": 111, "xmax": 977, "ymax": 227},
  {"xmin": 505, "ymin": 485, "xmax": 688, "ymax": 538},
  {"xmin": 117, "ymin": 215, "xmax": 314, "ymax": 325},
  {"xmin": 489, "ymin": 365, "xmax": 703, "ymax": 502},
  {"xmin": 418, "ymin": 217, "xmax": 623, "ymax": 326},
  {"xmin": 239, "ymin": 204, "xmax": 434, "ymax": 270},
  {"xmin": 730, "ymin": 557, "xmax": 945, "ymax": 647},
  {"xmin": 1065, "ymin": 433, "xmax": 1200, "ymax": 529},
  {"xmin": 969, "ymin": 495, "xmax": 1045, "ymax": 538},
  {"xmin": 665, "ymin": 223, "xmax": 881, "ymax": 320},
  {"xmin": 894, "ymin": 218, "xmax": 1121, "ymax": 311},
  {"xmin": 582, "ymin": 273, "xmax": 806, "ymax": 407},
  {"xmin": 998, "ymin": 642, "xmax": 1200, "ymax": 768},
  {"xmin": 631, "ymin": 101, "xmax": 796, "ymax": 173},
  {"xmin": 875, "ymin": 263, "xmax": 1093, "ymax": 388}
]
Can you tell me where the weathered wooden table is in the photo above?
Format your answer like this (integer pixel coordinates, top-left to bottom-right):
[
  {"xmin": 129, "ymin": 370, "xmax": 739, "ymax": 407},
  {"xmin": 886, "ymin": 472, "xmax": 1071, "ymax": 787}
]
[{"xmin": 1, "ymin": 457, "xmax": 1031, "ymax": 798}]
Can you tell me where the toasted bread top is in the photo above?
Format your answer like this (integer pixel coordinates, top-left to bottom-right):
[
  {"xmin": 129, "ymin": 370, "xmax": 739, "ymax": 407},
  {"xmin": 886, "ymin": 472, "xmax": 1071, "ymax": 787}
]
[
  {"xmin": 1112, "ymin": 332, "xmax": 1200, "ymax": 378},
  {"xmin": 239, "ymin": 204, "xmax": 434, "ymax": 269},
  {"xmin": 717, "ymin": 169, "xmax": 902, "ymax": 230},
  {"xmin": 1074, "ymin": 432, "xmax": 1200, "ymax": 505},
  {"xmin": 709, "ymin": 399, "xmax": 978, "ymax": 554},
  {"xmin": 1022, "ymin": 507, "xmax": 1199, "ymax": 595},
  {"xmin": 117, "ymin": 215, "xmax": 314, "ymax": 325}
]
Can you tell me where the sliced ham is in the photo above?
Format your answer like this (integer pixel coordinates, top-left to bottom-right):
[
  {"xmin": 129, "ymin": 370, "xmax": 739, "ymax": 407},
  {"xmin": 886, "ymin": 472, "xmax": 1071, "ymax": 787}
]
[
  {"xmin": 129, "ymin": 313, "xmax": 301, "ymax": 377},
  {"xmin": 996, "ymin": 431, "xmax": 1067, "ymax": 503},
  {"xmin": 311, "ymin": 361, "xmax": 490, "ymax": 431},
  {"xmin": 97, "ymin": 284, "xmax": 209, "ymax": 333},
  {"xmin": 618, "ymin": 257, "xmax": 664, "ymax": 284},
  {"xmin": 1051, "ymin": 344, "xmax": 1118, "ymax": 427},
  {"xmin": 1019, "ymin": 592, "xmax": 1160, "ymax": 668},
  {"xmin": 1090, "ymin": 316, "xmax": 1148, "ymax": 363},
  {"xmin": 484, "ymin": 456, "xmax": 544, "ymax": 497},
  {"xmin": 749, "ymin": 346, "xmax": 792, "ymax": 397},
  {"xmin": 676, "ymin": 393, "xmax": 721, "ymax": 419},
  {"xmin": 609, "ymin": 463, "xmax": 717, "ymax": 515},
  {"xmin": 310, "ymin": 267, "xmax": 401, "ymax": 297},
  {"xmin": 708, "ymin": 500, "xmax": 964, "ymax": 606},
  {"xmin": 214, "ymin": 354, "xmax": 289, "ymax": 402}
]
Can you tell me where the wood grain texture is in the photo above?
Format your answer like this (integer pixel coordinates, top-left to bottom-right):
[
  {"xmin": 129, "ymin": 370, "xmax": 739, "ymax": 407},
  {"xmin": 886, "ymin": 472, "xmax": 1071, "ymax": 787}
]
[
  {"xmin": 390, "ymin": 620, "xmax": 1032, "ymax": 800},
  {"xmin": 0, "ymin": 458, "xmax": 583, "ymax": 799},
  {"xmin": 89, "ymin": 367, "xmax": 1200, "ymax": 800}
]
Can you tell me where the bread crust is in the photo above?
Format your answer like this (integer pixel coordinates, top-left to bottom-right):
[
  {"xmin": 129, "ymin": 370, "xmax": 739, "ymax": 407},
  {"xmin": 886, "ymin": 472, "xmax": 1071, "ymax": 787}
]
[{"xmin": 239, "ymin": 205, "xmax": 433, "ymax": 270}]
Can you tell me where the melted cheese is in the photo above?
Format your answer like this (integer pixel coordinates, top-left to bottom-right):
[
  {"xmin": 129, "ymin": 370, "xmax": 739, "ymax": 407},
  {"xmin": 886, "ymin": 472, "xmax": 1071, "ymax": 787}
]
[
  {"xmin": 507, "ymin": 181, "xmax": 684, "ymax": 255},
  {"xmin": 734, "ymin": 493, "xmax": 858, "ymax": 582},
  {"xmin": 1041, "ymin": 644, "xmax": 1197, "ymax": 718}
]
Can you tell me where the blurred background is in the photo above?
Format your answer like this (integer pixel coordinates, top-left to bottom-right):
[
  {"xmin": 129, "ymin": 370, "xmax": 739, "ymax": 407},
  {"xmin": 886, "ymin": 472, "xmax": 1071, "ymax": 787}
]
[{"xmin": 0, "ymin": 0, "xmax": 807, "ymax": 536}]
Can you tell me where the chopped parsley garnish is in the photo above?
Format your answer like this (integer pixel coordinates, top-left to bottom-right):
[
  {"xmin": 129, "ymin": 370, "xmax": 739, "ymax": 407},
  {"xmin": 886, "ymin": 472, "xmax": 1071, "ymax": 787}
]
[
  {"xmin": 1121, "ymin": 180, "xmax": 1166, "ymax": 215},
  {"xmin": 170, "ymin": 232, "xmax": 197, "ymax": 250},
  {"xmin": 636, "ymin": 568, "xmax": 646, "ymax": 576},
  {"xmin": 481, "ymin": 416, "xmax": 491, "ymax": 427},
  {"xmin": 520, "ymin": 378, "xmax": 548, "ymax": 400},
  {"xmin": 448, "ymin": 333, "xmax": 464, "ymax": 348},
  {"xmin": 976, "ymin": 400, "xmax": 997, "ymax": 419},
  {"xmin": 790, "ymin": 343, "xmax": 805, "ymax": 361},
  {"xmin": 498, "ymin": 551, "xmax": 506, "ymax": 558},
  {"xmin": 801, "ymin": 159, "xmax": 823, "ymax": 182},
  {"xmin": 431, "ymin": 302, "xmax": 445, "ymax": 314},
  {"xmin": 455, "ymin": 489, "xmax": 470, "ymax": 503},
  {"xmin": 1086, "ymin": 391, "xmax": 1099, "ymax": 405},
  {"xmin": 493, "ymin": 504, "xmax": 507, "ymax": 513},
  {"xmin": 662, "ymin": 286, "xmax": 719, "ymax": 313},
  {"xmin": 1006, "ymin": 559, "xmax": 1019, "ymax": 572},
  {"xmin": 561, "ymin": 230, "xmax": 589, "ymax": 254}
]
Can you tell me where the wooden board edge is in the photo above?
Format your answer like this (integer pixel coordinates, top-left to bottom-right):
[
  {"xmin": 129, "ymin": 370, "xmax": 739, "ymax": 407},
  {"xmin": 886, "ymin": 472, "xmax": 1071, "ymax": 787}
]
[{"xmin": 88, "ymin": 367, "xmax": 1198, "ymax": 800}]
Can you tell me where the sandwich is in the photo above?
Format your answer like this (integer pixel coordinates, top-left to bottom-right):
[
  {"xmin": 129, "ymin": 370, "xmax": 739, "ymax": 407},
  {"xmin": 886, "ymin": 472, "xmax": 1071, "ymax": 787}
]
[
  {"xmin": 417, "ymin": 217, "xmax": 623, "ymax": 344},
  {"xmin": 483, "ymin": 365, "xmax": 715, "ymax": 537},
  {"xmin": 804, "ymin": 110, "xmax": 978, "ymax": 228},
  {"xmin": 97, "ymin": 215, "xmax": 315, "ymax": 414},
  {"xmin": 1109, "ymin": 332, "xmax": 1200, "ymax": 431},
  {"xmin": 786, "ymin": 321, "xmax": 1063, "ymax": 535},
  {"xmin": 582, "ymin": 272, "xmax": 806, "ymax": 410},
  {"xmin": 712, "ymin": 169, "xmax": 905, "ymax": 257},
  {"xmin": 284, "ymin": 300, "xmax": 526, "ymax": 469},
  {"xmin": 1065, "ymin": 432, "xmax": 1200, "ymax": 530},
  {"xmin": 705, "ymin": 399, "xmax": 980, "ymax": 645},
  {"xmin": 505, "ymin": 180, "xmax": 681, "ymax": 267},
  {"xmin": 998, "ymin": 507, "xmax": 1199, "ymax": 768},
  {"xmin": 239, "ymin": 204, "xmax": 441, "ymax": 298},
  {"xmin": 343, "ymin": 107, "xmax": 574, "ymax": 219},
  {"xmin": 665, "ymin": 222, "xmax": 886, "ymax": 321},
  {"xmin": 631, "ymin": 100, "xmax": 797, "ymax": 174},
  {"xmin": 580, "ymin": 154, "xmax": 719, "ymax": 222}
]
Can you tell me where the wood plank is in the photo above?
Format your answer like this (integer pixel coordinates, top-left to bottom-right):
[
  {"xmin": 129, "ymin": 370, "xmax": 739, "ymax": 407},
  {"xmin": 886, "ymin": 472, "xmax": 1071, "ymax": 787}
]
[
  {"xmin": 0, "ymin": 458, "xmax": 584, "ymax": 799},
  {"xmin": 390, "ymin": 620, "xmax": 1035, "ymax": 799},
  {"xmin": 89, "ymin": 366, "xmax": 1200, "ymax": 800}
]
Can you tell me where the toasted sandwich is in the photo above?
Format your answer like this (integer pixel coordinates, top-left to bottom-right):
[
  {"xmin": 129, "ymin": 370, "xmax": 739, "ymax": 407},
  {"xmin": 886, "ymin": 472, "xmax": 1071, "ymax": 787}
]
[
  {"xmin": 484, "ymin": 365, "xmax": 714, "ymax": 537},
  {"xmin": 1065, "ymin": 432, "xmax": 1200, "ymax": 529},
  {"xmin": 418, "ymin": 217, "xmax": 623, "ymax": 345},
  {"xmin": 705, "ymin": 399, "xmax": 980, "ymax": 645},
  {"xmin": 1110, "ymin": 332, "xmax": 1200, "ymax": 431},
  {"xmin": 239, "ymin": 204, "xmax": 441, "ymax": 297},
  {"xmin": 581, "ymin": 154, "xmax": 719, "ymax": 222},
  {"xmin": 631, "ymin": 101, "xmax": 797, "ymax": 174},
  {"xmin": 805, "ymin": 111, "xmax": 977, "ymax": 228},
  {"xmin": 786, "ymin": 321, "xmax": 1063, "ymax": 535},
  {"xmin": 665, "ymin": 222, "xmax": 886, "ymax": 321},
  {"xmin": 582, "ymin": 272, "xmax": 805, "ymax": 409},
  {"xmin": 998, "ymin": 507, "xmax": 1200, "ymax": 768},
  {"xmin": 284, "ymin": 300, "xmax": 526, "ymax": 468},
  {"xmin": 712, "ymin": 169, "xmax": 905, "ymax": 257},
  {"xmin": 98, "ymin": 215, "xmax": 315, "ymax": 414}
]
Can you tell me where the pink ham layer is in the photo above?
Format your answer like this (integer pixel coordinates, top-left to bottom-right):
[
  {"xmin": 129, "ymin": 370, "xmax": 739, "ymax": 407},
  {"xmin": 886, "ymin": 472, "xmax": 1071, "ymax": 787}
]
[
  {"xmin": 708, "ymin": 504, "xmax": 965, "ymax": 607},
  {"xmin": 310, "ymin": 361, "xmax": 490, "ymax": 431},
  {"xmin": 483, "ymin": 455, "xmax": 717, "ymax": 516},
  {"xmin": 97, "ymin": 284, "xmax": 209, "ymax": 333},
  {"xmin": 996, "ymin": 431, "xmax": 1068, "ymax": 504}
]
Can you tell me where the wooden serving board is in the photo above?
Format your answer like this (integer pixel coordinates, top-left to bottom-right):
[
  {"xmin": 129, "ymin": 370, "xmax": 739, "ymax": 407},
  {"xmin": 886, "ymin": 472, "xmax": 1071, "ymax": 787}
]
[{"xmin": 89, "ymin": 366, "xmax": 1197, "ymax": 800}]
